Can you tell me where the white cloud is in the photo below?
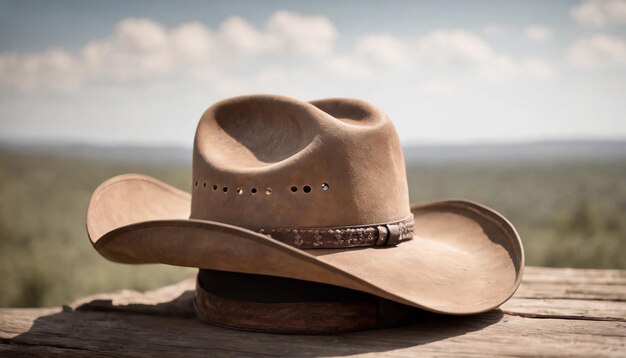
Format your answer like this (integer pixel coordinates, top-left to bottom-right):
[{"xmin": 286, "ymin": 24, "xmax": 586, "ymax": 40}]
[
  {"xmin": 316, "ymin": 30, "xmax": 555, "ymax": 83},
  {"xmin": 354, "ymin": 34, "xmax": 411, "ymax": 67},
  {"xmin": 80, "ymin": 18, "xmax": 181, "ymax": 84},
  {"xmin": 216, "ymin": 16, "xmax": 264, "ymax": 58},
  {"xmin": 322, "ymin": 29, "xmax": 556, "ymax": 83},
  {"xmin": 265, "ymin": 11, "xmax": 337, "ymax": 57},
  {"xmin": 214, "ymin": 11, "xmax": 337, "ymax": 59},
  {"xmin": 170, "ymin": 22, "xmax": 214, "ymax": 63},
  {"xmin": 523, "ymin": 25, "xmax": 553, "ymax": 43},
  {"xmin": 0, "ymin": 12, "xmax": 337, "ymax": 94},
  {"xmin": 324, "ymin": 56, "xmax": 373, "ymax": 80},
  {"xmin": 1, "ymin": 17, "xmax": 208, "ymax": 93},
  {"xmin": 568, "ymin": 34, "xmax": 626, "ymax": 69},
  {"xmin": 321, "ymin": 30, "xmax": 556, "ymax": 84},
  {"xmin": 571, "ymin": 0, "xmax": 626, "ymax": 28},
  {"xmin": 476, "ymin": 56, "xmax": 554, "ymax": 82},
  {"xmin": 0, "ymin": 13, "xmax": 556, "ymax": 98},
  {"xmin": 0, "ymin": 49, "xmax": 82, "ymax": 94},
  {"xmin": 414, "ymin": 30, "xmax": 494, "ymax": 65},
  {"xmin": 412, "ymin": 30, "xmax": 554, "ymax": 82}
]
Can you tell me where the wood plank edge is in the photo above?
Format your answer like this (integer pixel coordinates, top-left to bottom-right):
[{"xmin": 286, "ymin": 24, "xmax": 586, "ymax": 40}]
[
  {"xmin": 0, "ymin": 339, "xmax": 122, "ymax": 358},
  {"xmin": 501, "ymin": 310, "xmax": 626, "ymax": 322}
]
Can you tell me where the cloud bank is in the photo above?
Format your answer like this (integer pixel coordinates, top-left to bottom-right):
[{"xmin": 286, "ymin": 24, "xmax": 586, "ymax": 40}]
[
  {"xmin": 568, "ymin": 34, "xmax": 626, "ymax": 69},
  {"xmin": 0, "ymin": 11, "xmax": 556, "ymax": 96},
  {"xmin": 523, "ymin": 25, "xmax": 553, "ymax": 43},
  {"xmin": 571, "ymin": 0, "xmax": 626, "ymax": 28},
  {"xmin": 2, "ymin": 3, "xmax": 625, "ymax": 146}
]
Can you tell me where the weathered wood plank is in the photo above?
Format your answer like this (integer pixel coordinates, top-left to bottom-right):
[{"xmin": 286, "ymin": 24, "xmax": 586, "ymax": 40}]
[
  {"xmin": 522, "ymin": 267, "xmax": 626, "ymax": 285},
  {"xmin": 69, "ymin": 278, "xmax": 196, "ymax": 318},
  {"xmin": 1, "ymin": 267, "xmax": 625, "ymax": 357},
  {"xmin": 514, "ymin": 281, "xmax": 626, "ymax": 301},
  {"xmin": 0, "ymin": 344, "xmax": 118, "ymax": 358},
  {"xmin": 0, "ymin": 307, "xmax": 624, "ymax": 357},
  {"xmin": 501, "ymin": 298, "xmax": 626, "ymax": 321}
]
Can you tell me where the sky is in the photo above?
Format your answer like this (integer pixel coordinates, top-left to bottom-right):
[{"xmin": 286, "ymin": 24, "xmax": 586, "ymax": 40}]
[{"xmin": 1, "ymin": 0, "xmax": 626, "ymax": 147}]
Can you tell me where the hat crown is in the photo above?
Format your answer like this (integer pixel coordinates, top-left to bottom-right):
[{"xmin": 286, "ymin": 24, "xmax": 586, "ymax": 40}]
[{"xmin": 191, "ymin": 95, "xmax": 410, "ymax": 229}]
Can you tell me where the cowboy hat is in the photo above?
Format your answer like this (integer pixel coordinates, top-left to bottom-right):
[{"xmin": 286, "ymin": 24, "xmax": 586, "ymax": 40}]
[{"xmin": 86, "ymin": 94, "xmax": 524, "ymax": 333}]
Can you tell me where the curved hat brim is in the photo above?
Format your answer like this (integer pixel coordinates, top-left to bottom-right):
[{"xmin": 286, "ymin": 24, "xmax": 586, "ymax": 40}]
[{"xmin": 87, "ymin": 174, "xmax": 524, "ymax": 314}]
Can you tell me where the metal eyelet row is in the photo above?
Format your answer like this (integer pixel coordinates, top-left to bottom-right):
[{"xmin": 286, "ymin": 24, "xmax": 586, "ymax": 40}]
[{"xmin": 194, "ymin": 182, "xmax": 330, "ymax": 195}]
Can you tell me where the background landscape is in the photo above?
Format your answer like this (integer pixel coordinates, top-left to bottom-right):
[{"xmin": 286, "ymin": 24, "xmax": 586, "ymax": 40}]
[
  {"xmin": 2, "ymin": 0, "xmax": 626, "ymax": 308},
  {"xmin": 1, "ymin": 140, "xmax": 624, "ymax": 308}
]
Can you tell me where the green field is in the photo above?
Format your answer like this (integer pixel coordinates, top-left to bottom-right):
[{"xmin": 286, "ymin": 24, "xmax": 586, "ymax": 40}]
[{"xmin": 1, "ymin": 147, "xmax": 625, "ymax": 308}]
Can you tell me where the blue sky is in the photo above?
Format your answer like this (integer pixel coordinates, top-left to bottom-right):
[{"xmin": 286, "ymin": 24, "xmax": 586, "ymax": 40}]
[{"xmin": 1, "ymin": 0, "xmax": 625, "ymax": 146}]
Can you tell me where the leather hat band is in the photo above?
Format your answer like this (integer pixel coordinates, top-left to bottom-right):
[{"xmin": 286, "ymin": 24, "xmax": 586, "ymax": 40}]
[
  {"xmin": 194, "ymin": 269, "xmax": 417, "ymax": 334},
  {"xmin": 247, "ymin": 215, "xmax": 414, "ymax": 249}
]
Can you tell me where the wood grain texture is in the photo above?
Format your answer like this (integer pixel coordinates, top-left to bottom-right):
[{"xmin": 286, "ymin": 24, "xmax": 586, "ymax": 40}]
[{"xmin": 1, "ymin": 266, "xmax": 625, "ymax": 357}]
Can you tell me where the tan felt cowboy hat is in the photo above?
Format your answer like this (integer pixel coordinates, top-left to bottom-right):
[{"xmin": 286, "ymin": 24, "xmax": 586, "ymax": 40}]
[{"xmin": 86, "ymin": 94, "xmax": 524, "ymax": 333}]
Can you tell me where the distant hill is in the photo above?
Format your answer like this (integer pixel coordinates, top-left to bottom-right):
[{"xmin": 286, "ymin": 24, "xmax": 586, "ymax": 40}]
[
  {"xmin": 403, "ymin": 140, "xmax": 626, "ymax": 163},
  {"xmin": 1, "ymin": 139, "xmax": 625, "ymax": 164},
  {"xmin": 0, "ymin": 143, "xmax": 191, "ymax": 164}
]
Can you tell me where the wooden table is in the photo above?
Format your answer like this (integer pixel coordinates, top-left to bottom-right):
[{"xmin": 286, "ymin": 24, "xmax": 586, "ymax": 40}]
[{"xmin": 1, "ymin": 266, "xmax": 624, "ymax": 357}]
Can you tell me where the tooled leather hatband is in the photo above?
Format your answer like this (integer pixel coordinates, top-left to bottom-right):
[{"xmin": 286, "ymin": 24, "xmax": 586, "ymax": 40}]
[{"xmin": 247, "ymin": 215, "xmax": 414, "ymax": 249}]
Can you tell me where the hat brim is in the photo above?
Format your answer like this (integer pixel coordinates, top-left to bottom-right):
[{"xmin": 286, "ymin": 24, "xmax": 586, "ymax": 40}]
[{"xmin": 87, "ymin": 174, "xmax": 524, "ymax": 314}]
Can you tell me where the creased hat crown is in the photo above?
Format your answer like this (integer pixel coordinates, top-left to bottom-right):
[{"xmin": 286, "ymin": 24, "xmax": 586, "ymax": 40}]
[{"xmin": 191, "ymin": 94, "xmax": 411, "ymax": 229}]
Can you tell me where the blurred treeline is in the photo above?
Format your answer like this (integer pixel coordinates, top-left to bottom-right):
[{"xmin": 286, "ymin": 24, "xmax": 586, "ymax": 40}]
[
  {"xmin": 406, "ymin": 161, "xmax": 625, "ymax": 269},
  {"xmin": 0, "ymin": 149, "xmax": 195, "ymax": 308},
  {"xmin": 0, "ymin": 148, "xmax": 624, "ymax": 307}
]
